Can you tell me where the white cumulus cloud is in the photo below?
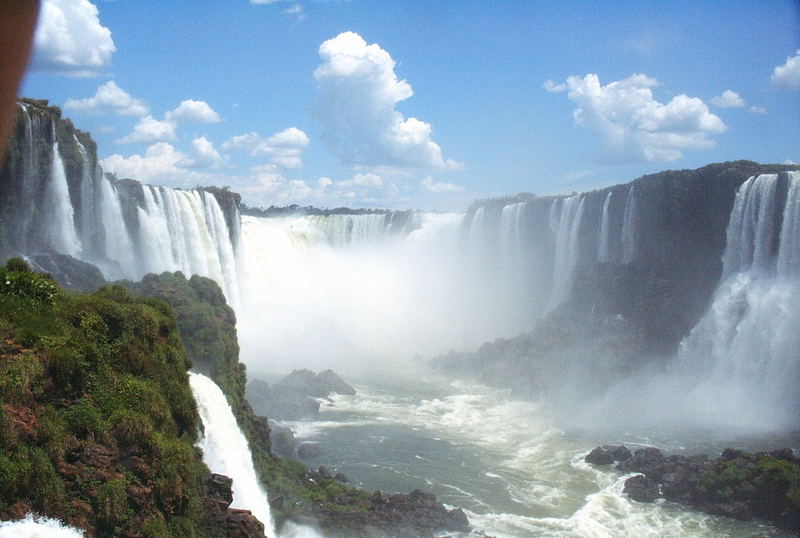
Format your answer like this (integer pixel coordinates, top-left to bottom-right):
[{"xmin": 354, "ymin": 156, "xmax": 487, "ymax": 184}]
[
  {"xmin": 177, "ymin": 137, "xmax": 225, "ymax": 169},
  {"xmin": 33, "ymin": 0, "xmax": 115, "ymax": 77},
  {"xmin": 312, "ymin": 31, "xmax": 458, "ymax": 170},
  {"xmin": 771, "ymin": 50, "xmax": 800, "ymax": 90},
  {"xmin": 543, "ymin": 79, "xmax": 567, "ymax": 92},
  {"xmin": 555, "ymin": 73, "xmax": 726, "ymax": 162},
  {"xmin": 421, "ymin": 176, "xmax": 464, "ymax": 193},
  {"xmin": 101, "ymin": 142, "xmax": 220, "ymax": 187},
  {"xmin": 710, "ymin": 90, "xmax": 745, "ymax": 108},
  {"xmin": 166, "ymin": 100, "xmax": 222, "ymax": 123},
  {"xmin": 102, "ymin": 143, "xmax": 182, "ymax": 182},
  {"xmin": 117, "ymin": 116, "xmax": 177, "ymax": 144},
  {"xmin": 224, "ymin": 127, "xmax": 309, "ymax": 168},
  {"xmin": 64, "ymin": 81, "xmax": 149, "ymax": 116}
]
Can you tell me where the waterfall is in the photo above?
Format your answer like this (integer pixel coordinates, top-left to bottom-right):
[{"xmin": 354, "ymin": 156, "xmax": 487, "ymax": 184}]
[
  {"xmin": 597, "ymin": 191, "xmax": 613, "ymax": 263},
  {"xmin": 548, "ymin": 194, "xmax": 585, "ymax": 310},
  {"xmin": 307, "ymin": 213, "xmax": 389, "ymax": 246},
  {"xmin": 467, "ymin": 206, "xmax": 488, "ymax": 250},
  {"xmin": 189, "ymin": 372, "xmax": 276, "ymax": 537},
  {"xmin": 45, "ymin": 140, "xmax": 82, "ymax": 257},
  {"xmin": 777, "ymin": 172, "xmax": 800, "ymax": 275},
  {"xmin": 498, "ymin": 202, "xmax": 526, "ymax": 272},
  {"xmin": 98, "ymin": 177, "xmax": 136, "ymax": 279},
  {"xmin": 675, "ymin": 172, "xmax": 800, "ymax": 430},
  {"xmin": 721, "ymin": 173, "xmax": 780, "ymax": 276},
  {"xmin": 621, "ymin": 185, "xmax": 636, "ymax": 264}
]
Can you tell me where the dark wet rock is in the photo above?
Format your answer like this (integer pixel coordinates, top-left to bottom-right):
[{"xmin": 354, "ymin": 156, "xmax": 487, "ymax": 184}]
[
  {"xmin": 203, "ymin": 473, "xmax": 266, "ymax": 538},
  {"xmin": 24, "ymin": 253, "xmax": 105, "ymax": 292},
  {"xmin": 624, "ymin": 474, "xmax": 660, "ymax": 503},
  {"xmin": 269, "ymin": 423, "xmax": 297, "ymax": 458},
  {"xmin": 276, "ymin": 368, "xmax": 355, "ymax": 399},
  {"xmin": 585, "ymin": 445, "xmax": 631, "ymax": 465},
  {"xmin": 314, "ymin": 369, "xmax": 356, "ymax": 396},
  {"xmin": 364, "ymin": 489, "xmax": 470, "ymax": 537},
  {"xmin": 334, "ymin": 472, "xmax": 349, "ymax": 483},
  {"xmin": 586, "ymin": 445, "xmax": 800, "ymax": 533},
  {"xmin": 297, "ymin": 443, "xmax": 321, "ymax": 459},
  {"xmin": 618, "ymin": 447, "xmax": 665, "ymax": 475},
  {"xmin": 246, "ymin": 369, "xmax": 355, "ymax": 421},
  {"xmin": 585, "ymin": 446, "xmax": 615, "ymax": 465},
  {"xmin": 318, "ymin": 466, "xmax": 333, "ymax": 480}
]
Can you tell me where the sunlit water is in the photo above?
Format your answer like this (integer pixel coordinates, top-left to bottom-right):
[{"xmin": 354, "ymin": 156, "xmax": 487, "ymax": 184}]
[{"xmin": 273, "ymin": 378, "xmax": 795, "ymax": 537}]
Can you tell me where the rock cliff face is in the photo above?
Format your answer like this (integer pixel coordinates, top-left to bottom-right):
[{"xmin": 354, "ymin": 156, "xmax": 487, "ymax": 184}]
[{"xmin": 439, "ymin": 162, "xmax": 798, "ymax": 396}]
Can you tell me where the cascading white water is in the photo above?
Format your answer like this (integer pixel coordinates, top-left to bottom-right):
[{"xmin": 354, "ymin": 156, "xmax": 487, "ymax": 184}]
[
  {"xmin": 498, "ymin": 202, "xmax": 526, "ymax": 273},
  {"xmin": 777, "ymin": 173, "xmax": 800, "ymax": 274},
  {"xmin": 0, "ymin": 514, "xmax": 84, "ymax": 537},
  {"xmin": 548, "ymin": 194, "xmax": 585, "ymax": 310},
  {"xmin": 582, "ymin": 172, "xmax": 800, "ymax": 432},
  {"xmin": 597, "ymin": 191, "xmax": 613, "ymax": 263},
  {"xmin": 307, "ymin": 213, "xmax": 389, "ymax": 246},
  {"xmin": 130, "ymin": 186, "xmax": 240, "ymax": 303},
  {"xmin": 621, "ymin": 185, "xmax": 636, "ymax": 264},
  {"xmin": 45, "ymin": 141, "xmax": 82, "ymax": 257},
  {"xmin": 189, "ymin": 372, "xmax": 276, "ymax": 537},
  {"xmin": 674, "ymin": 172, "xmax": 800, "ymax": 430},
  {"xmin": 98, "ymin": 177, "xmax": 136, "ymax": 278}
]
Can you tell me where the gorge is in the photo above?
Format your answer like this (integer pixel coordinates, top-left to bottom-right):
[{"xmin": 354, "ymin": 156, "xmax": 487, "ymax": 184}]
[{"xmin": 0, "ymin": 100, "xmax": 798, "ymax": 536}]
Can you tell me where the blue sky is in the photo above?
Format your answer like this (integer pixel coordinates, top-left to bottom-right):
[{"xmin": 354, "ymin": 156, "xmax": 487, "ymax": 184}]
[{"xmin": 21, "ymin": 0, "xmax": 800, "ymax": 211}]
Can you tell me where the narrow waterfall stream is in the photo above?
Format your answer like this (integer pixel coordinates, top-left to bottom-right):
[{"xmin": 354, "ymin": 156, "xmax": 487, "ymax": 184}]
[{"xmin": 189, "ymin": 373, "xmax": 276, "ymax": 537}]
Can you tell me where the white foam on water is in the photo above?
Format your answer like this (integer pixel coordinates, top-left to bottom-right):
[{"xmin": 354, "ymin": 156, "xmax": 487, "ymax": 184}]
[{"xmin": 0, "ymin": 514, "xmax": 85, "ymax": 538}]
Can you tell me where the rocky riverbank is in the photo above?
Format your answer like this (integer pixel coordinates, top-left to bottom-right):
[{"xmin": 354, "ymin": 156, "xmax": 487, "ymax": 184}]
[{"xmin": 585, "ymin": 445, "xmax": 800, "ymax": 533}]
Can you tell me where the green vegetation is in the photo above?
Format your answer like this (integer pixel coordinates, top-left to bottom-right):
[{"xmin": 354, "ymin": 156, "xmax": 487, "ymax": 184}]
[
  {"xmin": 0, "ymin": 258, "xmax": 209, "ymax": 536},
  {"xmin": 698, "ymin": 453, "xmax": 800, "ymax": 524}
]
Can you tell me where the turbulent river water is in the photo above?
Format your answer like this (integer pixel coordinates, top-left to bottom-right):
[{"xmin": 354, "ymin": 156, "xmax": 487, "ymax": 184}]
[{"xmin": 271, "ymin": 377, "xmax": 797, "ymax": 538}]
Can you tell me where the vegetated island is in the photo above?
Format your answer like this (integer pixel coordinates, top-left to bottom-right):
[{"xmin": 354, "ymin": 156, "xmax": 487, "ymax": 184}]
[{"xmin": 585, "ymin": 445, "xmax": 799, "ymax": 533}]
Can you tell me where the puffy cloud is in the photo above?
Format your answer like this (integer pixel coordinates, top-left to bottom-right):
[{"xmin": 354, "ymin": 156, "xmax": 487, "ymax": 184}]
[
  {"xmin": 166, "ymin": 100, "xmax": 222, "ymax": 123},
  {"xmin": 117, "ymin": 116, "xmax": 177, "ymax": 144},
  {"xmin": 421, "ymin": 176, "xmax": 464, "ymax": 193},
  {"xmin": 749, "ymin": 106, "xmax": 767, "ymax": 114},
  {"xmin": 710, "ymin": 90, "xmax": 745, "ymax": 108},
  {"xmin": 223, "ymin": 127, "xmax": 309, "ymax": 168},
  {"xmin": 555, "ymin": 73, "xmax": 726, "ymax": 162},
  {"xmin": 32, "ymin": 0, "xmax": 115, "ymax": 76},
  {"xmin": 177, "ymin": 137, "xmax": 225, "ymax": 169},
  {"xmin": 771, "ymin": 50, "xmax": 800, "ymax": 90},
  {"xmin": 312, "ymin": 31, "xmax": 458, "ymax": 170},
  {"xmin": 102, "ymin": 142, "xmax": 182, "ymax": 182},
  {"xmin": 543, "ymin": 79, "xmax": 567, "ymax": 92},
  {"xmin": 64, "ymin": 81, "xmax": 148, "ymax": 116}
]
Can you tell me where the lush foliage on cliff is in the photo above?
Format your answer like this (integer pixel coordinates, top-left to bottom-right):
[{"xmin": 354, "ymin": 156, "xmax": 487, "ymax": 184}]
[{"xmin": 0, "ymin": 259, "xmax": 210, "ymax": 536}]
